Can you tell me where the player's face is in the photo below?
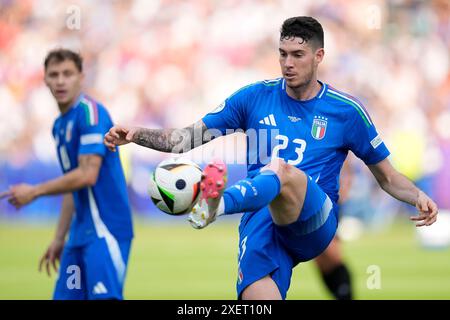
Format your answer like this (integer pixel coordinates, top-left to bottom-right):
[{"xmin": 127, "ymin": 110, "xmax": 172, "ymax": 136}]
[
  {"xmin": 44, "ymin": 59, "xmax": 83, "ymax": 107},
  {"xmin": 279, "ymin": 37, "xmax": 323, "ymax": 88}
]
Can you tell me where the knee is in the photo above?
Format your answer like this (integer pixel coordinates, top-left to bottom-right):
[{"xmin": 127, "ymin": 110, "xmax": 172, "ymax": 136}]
[
  {"xmin": 261, "ymin": 158, "xmax": 290, "ymax": 182},
  {"xmin": 262, "ymin": 159, "xmax": 306, "ymax": 192}
]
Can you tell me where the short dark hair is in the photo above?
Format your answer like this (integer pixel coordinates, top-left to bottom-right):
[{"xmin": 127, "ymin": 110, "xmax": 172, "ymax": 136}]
[
  {"xmin": 280, "ymin": 16, "xmax": 324, "ymax": 49},
  {"xmin": 44, "ymin": 48, "xmax": 83, "ymax": 72}
]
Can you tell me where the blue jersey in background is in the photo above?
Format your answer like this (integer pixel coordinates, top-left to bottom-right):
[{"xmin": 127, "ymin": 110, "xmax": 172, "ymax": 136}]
[{"xmin": 52, "ymin": 94, "xmax": 133, "ymax": 246}]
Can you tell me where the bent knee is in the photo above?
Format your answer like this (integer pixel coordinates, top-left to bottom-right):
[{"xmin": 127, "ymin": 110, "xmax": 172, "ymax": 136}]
[
  {"xmin": 261, "ymin": 159, "xmax": 290, "ymax": 183},
  {"xmin": 262, "ymin": 159, "xmax": 307, "ymax": 190}
]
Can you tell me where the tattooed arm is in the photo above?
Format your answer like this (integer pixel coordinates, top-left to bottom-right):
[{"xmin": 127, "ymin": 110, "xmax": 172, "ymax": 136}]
[{"xmin": 104, "ymin": 120, "xmax": 215, "ymax": 153}]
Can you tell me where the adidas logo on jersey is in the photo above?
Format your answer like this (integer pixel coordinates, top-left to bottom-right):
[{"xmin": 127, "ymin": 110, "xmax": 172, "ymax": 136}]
[
  {"xmin": 259, "ymin": 114, "xmax": 277, "ymax": 126},
  {"xmin": 93, "ymin": 282, "xmax": 108, "ymax": 295}
]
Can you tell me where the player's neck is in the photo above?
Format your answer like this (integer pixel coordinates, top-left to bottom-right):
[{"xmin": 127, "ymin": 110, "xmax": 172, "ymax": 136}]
[
  {"xmin": 57, "ymin": 92, "xmax": 80, "ymax": 115},
  {"xmin": 286, "ymin": 78, "xmax": 322, "ymax": 101}
]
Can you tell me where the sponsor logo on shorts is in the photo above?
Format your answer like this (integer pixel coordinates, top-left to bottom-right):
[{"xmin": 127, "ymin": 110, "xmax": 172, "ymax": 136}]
[{"xmin": 238, "ymin": 268, "xmax": 244, "ymax": 284}]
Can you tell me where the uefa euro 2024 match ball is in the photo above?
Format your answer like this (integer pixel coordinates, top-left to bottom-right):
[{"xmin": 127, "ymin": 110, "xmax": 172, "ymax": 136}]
[{"xmin": 148, "ymin": 158, "xmax": 203, "ymax": 215}]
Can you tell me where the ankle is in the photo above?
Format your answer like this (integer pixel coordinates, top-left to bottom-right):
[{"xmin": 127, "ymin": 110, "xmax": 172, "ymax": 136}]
[{"xmin": 216, "ymin": 197, "xmax": 225, "ymax": 216}]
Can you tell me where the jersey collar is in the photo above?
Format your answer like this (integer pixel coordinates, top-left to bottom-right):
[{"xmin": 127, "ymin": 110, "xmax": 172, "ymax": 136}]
[
  {"xmin": 281, "ymin": 79, "xmax": 327, "ymax": 103},
  {"xmin": 60, "ymin": 93, "xmax": 84, "ymax": 117}
]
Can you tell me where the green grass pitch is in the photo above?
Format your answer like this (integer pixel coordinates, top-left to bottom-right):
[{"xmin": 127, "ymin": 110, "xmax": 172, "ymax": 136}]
[{"xmin": 0, "ymin": 218, "xmax": 449, "ymax": 299}]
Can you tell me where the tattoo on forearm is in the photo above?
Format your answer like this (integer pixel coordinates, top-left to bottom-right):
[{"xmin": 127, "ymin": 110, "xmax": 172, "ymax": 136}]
[
  {"xmin": 134, "ymin": 129, "xmax": 174, "ymax": 152},
  {"xmin": 133, "ymin": 121, "xmax": 218, "ymax": 153}
]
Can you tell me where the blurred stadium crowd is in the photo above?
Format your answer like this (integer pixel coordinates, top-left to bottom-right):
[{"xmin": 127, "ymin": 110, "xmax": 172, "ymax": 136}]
[{"xmin": 0, "ymin": 0, "xmax": 449, "ymax": 226}]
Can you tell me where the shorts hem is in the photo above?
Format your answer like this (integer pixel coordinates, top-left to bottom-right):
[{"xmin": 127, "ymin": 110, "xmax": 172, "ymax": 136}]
[{"xmin": 237, "ymin": 266, "xmax": 282, "ymax": 300}]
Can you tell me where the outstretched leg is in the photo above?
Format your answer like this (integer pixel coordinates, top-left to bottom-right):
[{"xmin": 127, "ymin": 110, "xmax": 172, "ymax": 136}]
[
  {"xmin": 188, "ymin": 159, "xmax": 288, "ymax": 229},
  {"xmin": 188, "ymin": 158, "xmax": 307, "ymax": 228},
  {"xmin": 189, "ymin": 158, "xmax": 336, "ymax": 300}
]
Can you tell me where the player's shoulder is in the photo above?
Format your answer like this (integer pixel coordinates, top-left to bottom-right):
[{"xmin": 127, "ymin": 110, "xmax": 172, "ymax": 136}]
[
  {"xmin": 77, "ymin": 94, "xmax": 107, "ymax": 112},
  {"xmin": 323, "ymin": 85, "xmax": 364, "ymax": 111},
  {"xmin": 230, "ymin": 77, "xmax": 283, "ymax": 98},
  {"xmin": 323, "ymin": 84, "xmax": 373, "ymax": 126},
  {"xmin": 75, "ymin": 94, "xmax": 110, "ymax": 123},
  {"xmin": 253, "ymin": 77, "xmax": 284, "ymax": 93}
]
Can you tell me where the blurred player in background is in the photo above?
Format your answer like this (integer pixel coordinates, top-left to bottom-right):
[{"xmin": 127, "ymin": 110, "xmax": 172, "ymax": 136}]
[
  {"xmin": 314, "ymin": 237, "xmax": 351, "ymax": 299},
  {"xmin": 1, "ymin": 49, "xmax": 133, "ymax": 300},
  {"xmin": 104, "ymin": 17, "xmax": 438, "ymax": 300}
]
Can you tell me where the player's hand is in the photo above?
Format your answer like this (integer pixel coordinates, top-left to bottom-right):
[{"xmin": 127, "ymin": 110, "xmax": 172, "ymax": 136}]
[
  {"xmin": 6, "ymin": 184, "xmax": 38, "ymax": 209},
  {"xmin": 104, "ymin": 125, "xmax": 138, "ymax": 152},
  {"xmin": 410, "ymin": 191, "xmax": 438, "ymax": 227},
  {"xmin": 39, "ymin": 238, "xmax": 65, "ymax": 277}
]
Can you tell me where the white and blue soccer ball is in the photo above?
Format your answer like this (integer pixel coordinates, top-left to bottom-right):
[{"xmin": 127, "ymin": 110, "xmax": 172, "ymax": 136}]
[{"xmin": 148, "ymin": 158, "xmax": 203, "ymax": 215}]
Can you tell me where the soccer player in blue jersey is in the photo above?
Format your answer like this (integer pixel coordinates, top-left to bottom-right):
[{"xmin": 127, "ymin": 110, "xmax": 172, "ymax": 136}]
[
  {"xmin": 104, "ymin": 17, "xmax": 438, "ymax": 300},
  {"xmin": 2, "ymin": 49, "xmax": 133, "ymax": 300}
]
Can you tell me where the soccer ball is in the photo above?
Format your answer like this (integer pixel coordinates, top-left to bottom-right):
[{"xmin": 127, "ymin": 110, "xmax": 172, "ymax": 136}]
[{"xmin": 148, "ymin": 158, "xmax": 203, "ymax": 215}]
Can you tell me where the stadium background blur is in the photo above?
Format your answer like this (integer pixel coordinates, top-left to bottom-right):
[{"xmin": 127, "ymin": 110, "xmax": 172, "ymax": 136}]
[{"xmin": 0, "ymin": 0, "xmax": 449, "ymax": 299}]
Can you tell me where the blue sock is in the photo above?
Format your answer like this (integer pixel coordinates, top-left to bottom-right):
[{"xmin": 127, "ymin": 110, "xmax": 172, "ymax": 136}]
[{"xmin": 222, "ymin": 170, "xmax": 281, "ymax": 215}]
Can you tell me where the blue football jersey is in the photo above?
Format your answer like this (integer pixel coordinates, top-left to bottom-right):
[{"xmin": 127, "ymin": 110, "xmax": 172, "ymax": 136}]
[
  {"xmin": 52, "ymin": 94, "xmax": 133, "ymax": 246},
  {"xmin": 202, "ymin": 78, "xmax": 390, "ymax": 204}
]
